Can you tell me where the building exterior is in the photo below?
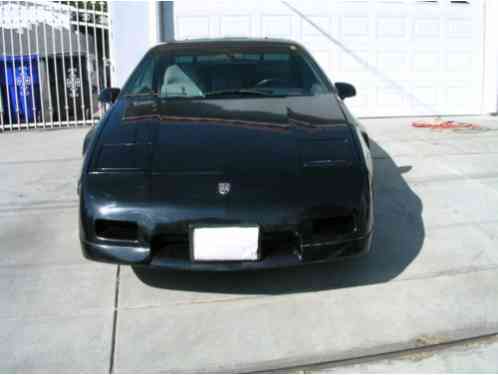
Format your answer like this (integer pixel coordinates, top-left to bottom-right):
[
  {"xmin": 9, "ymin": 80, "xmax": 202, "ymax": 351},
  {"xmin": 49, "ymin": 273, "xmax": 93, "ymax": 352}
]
[
  {"xmin": 110, "ymin": 0, "xmax": 498, "ymax": 117},
  {"xmin": 1, "ymin": 0, "xmax": 496, "ymax": 131}
]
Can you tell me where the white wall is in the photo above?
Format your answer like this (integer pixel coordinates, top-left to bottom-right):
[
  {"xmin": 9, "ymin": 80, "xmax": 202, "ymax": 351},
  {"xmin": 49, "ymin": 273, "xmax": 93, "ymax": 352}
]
[{"xmin": 109, "ymin": 1, "xmax": 159, "ymax": 87}]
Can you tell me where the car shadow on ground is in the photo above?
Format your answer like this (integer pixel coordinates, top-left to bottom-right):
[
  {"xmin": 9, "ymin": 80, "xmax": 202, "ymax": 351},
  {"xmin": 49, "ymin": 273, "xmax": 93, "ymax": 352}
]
[{"xmin": 133, "ymin": 140, "xmax": 425, "ymax": 294}]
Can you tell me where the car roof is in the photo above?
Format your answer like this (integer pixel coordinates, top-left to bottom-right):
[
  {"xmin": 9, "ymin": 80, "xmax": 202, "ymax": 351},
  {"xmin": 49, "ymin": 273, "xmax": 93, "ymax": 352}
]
[{"xmin": 151, "ymin": 37, "xmax": 304, "ymax": 51}]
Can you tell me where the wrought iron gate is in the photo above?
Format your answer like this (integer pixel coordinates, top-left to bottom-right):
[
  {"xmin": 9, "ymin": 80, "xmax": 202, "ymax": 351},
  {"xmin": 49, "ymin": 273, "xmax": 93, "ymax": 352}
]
[{"xmin": 0, "ymin": 1, "xmax": 111, "ymax": 131}]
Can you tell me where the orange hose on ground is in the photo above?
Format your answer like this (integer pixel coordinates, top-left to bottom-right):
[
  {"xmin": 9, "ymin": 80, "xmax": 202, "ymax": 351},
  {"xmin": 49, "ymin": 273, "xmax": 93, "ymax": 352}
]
[{"xmin": 412, "ymin": 120, "xmax": 480, "ymax": 130}]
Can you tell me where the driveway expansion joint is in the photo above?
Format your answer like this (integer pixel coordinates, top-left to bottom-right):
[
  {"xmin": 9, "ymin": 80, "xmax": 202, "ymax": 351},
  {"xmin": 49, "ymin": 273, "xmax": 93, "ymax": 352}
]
[{"xmin": 109, "ymin": 265, "xmax": 120, "ymax": 374}]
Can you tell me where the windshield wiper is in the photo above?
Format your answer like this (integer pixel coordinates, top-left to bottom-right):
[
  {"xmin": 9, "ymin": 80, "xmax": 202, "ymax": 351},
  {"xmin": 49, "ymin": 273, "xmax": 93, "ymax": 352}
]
[
  {"xmin": 161, "ymin": 95, "xmax": 205, "ymax": 100},
  {"xmin": 203, "ymin": 89, "xmax": 286, "ymax": 98},
  {"xmin": 123, "ymin": 91, "xmax": 158, "ymax": 98},
  {"xmin": 124, "ymin": 89, "xmax": 286, "ymax": 100},
  {"xmin": 125, "ymin": 92, "xmax": 204, "ymax": 100}
]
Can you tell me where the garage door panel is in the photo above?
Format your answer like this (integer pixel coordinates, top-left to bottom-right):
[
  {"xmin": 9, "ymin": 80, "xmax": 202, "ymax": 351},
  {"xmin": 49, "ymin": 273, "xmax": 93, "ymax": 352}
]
[
  {"xmin": 339, "ymin": 50, "xmax": 371, "ymax": 73},
  {"xmin": 412, "ymin": 52, "xmax": 442, "ymax": 73},
  {"xmin": 174, "ymin": 0, "xmax": 484, "ymax": 117},
  {"xmin": 413, "ymin": 18, "xmax": 442, "ymax": 38},
  {"xmin": 261, "ymin": 15, "xmax": 293, "ymax": 38},
  {"xmin": 309, "ymin": 49, "xmax": 332, "ymax": 73},
  {"xmin": 220, "ymin": 15, "xmax": 252, "ymax": 37},
  {"xmin": 376, "ymin": 52, "xmax": 410, "ymax": 75},
  {"xmin": 347, "ymin": 88, "xmax": 370, "ymax": 111},
  {"xmin": 412, "ymin": 86, "xmax": 439, "ymax": 108},
  {"xmin": 176, "ymin": 16, "xmax": 211, "ymax": 39},
  {"xmin": 301, "ymin": 15, "xmax": 330, "ymax": 37},
  {"xmin": 376, "ymin": 17, "xmax": 409, "ymax": 40},
  {"xmin": 341, "ymin": 16, "xmax": 370, "ymax": 38},
  {"xmin": 445, "ymin": 51, "xmax": 474, "ymax": 72},
  {"xmin": 376, "ymin": 85, "xmax": 411, "ymax": 115},
  {"xmin": 446, "ymin": 18, "xmax": 474, "ymax": 39}
]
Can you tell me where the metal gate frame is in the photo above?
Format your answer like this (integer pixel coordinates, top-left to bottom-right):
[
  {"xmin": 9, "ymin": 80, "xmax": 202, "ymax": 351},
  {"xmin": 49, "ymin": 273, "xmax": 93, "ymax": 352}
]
[{"xmin": 0, "ymin": 1, "xmax": 111, "ymax": 132}]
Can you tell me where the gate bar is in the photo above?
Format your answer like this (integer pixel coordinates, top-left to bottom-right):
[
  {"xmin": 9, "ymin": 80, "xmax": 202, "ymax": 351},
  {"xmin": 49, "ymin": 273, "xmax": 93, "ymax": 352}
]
[
  {"xmin": 67, "ymin": 2, "xmax": 78, "ymax": 126},
  {"xmin": 75, "ymin": 2, "xmax": 87, "ymax": 125},
  {"xmin": 42, "ymin": 22, "xmax": 54, "ymax": 128},
  {"xmin": 34, "ymin": 4, "xmax": 45, "ymax": 128},
  {"xmin": 83, "ymin": 2, "xmax": 95, "ymax": 125},
  {"xmin": 10, "ymin": 26, "xmax": 21, "ymax": 126},
  {"xmin": 58, "ymin": 1, "xmax": 69, "ymax": 126},
  {"xmin": 25, "ymin": 1, "xmax": 37, "ymax": 128},
  {"xmin": 50, "ymin": 10, "xmax": 62, "ymax": 127},
  {"xmin": 1, "ymin": 8, "xmax": 13, "ymax": 129},
  {"xmin": 92, "ymin": 1, "xmax": 101, "ymax": 119},
  {"xmin": 17, "ymin": 1, "xmax": 28, "ymax": 129}
]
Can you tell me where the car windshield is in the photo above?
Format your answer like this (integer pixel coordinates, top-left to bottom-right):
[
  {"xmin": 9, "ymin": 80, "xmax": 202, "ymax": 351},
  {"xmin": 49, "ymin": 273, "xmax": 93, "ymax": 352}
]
[{"xmin": 121, "ymin": 44, "xmax": 330, "ymax": 99}]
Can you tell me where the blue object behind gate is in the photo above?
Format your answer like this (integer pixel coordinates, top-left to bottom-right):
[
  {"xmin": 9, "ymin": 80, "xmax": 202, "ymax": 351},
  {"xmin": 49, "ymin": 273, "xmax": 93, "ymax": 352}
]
[{"xmin": 0, "ymin": 55, "xmax": 41, "ymax": 123}]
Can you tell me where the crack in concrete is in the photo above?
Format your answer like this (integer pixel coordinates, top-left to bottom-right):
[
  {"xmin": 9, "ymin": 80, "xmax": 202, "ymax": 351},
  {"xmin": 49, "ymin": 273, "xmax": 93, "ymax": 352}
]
[
  {"xmin": 109, "ymin": 265, "xmax": 120, "ymax": 374},
  {"xmin": 272, "ymin": 334, "xmax": 498, "ymax": 373}
]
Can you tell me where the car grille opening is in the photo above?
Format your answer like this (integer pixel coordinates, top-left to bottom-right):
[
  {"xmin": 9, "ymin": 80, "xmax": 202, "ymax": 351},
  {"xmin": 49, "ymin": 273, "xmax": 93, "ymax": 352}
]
[
  {"xmin": 261, "ymin": 230, "xmax": 300, "ymax": 258},
  {"xmin": 312, "ymin": 215, "xmax": 356, "ymax": 239},
  {"xmin": 95, "ymin": 219, "xmax": 138, "ymax": 241},
  {"xmin": 151, "ymin": 233, "xmax": 189, "ymax": 260},
  {"xmin": 152, "ymin": 230, "xmax": 300, "ymax": 262}
]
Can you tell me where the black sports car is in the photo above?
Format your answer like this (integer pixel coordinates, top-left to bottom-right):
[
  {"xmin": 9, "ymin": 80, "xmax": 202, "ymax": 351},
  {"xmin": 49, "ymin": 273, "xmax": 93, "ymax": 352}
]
[{"xmin": 79, "ymin": 38, "xmax": 374, "ymax": 271}]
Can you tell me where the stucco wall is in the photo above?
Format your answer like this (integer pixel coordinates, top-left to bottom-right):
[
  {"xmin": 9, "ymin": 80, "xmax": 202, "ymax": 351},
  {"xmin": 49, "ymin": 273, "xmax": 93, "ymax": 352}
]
[{"xmin": 109, "ymin": 1, "xmax": 158, "ymax": 87}]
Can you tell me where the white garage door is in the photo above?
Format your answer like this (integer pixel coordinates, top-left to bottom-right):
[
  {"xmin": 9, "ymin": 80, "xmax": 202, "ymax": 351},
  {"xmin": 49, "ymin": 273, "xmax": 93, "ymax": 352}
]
[{"xmin": 174, "ymin": 0, "xmax": 485, "ymax": 117}]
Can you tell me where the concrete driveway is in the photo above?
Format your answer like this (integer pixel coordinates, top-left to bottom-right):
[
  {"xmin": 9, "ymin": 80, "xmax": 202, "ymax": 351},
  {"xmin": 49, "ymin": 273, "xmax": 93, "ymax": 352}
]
[{"xmin": 1, "ymin": 116, "xmax": 498, "ymax": 372}]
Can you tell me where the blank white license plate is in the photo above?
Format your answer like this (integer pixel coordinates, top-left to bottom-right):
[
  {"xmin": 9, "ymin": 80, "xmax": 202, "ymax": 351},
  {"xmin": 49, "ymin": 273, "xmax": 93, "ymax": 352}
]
[{"xmin": 192, "ymin": 226, "xmax": 260, "ymax": 261}]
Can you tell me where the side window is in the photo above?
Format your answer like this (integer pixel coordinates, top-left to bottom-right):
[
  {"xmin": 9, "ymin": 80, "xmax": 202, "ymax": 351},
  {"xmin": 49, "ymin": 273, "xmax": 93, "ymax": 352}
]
[
  {"xmin": 133, "ymin": 58, "xmax": 155, "ymax": 94},
  {"xmin": 298, "ymin": 55, "xmax": 327, "ymax": 95},
  {"xmin": 122, "ymin": 54, "xmax": 156, "ymax": 95}
]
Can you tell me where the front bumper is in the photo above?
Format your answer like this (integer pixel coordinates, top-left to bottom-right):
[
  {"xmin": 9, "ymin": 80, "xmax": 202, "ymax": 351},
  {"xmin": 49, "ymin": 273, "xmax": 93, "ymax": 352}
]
[{"xmin": 81, "ymin": 230, "xmax": 373, "ymax": 271}]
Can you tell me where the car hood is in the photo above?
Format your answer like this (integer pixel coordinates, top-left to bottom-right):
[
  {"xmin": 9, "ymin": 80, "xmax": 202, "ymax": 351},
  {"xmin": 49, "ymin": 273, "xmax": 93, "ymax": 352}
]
[
  {"xmin": 85, "ymin": 94, "xmax": 368, "ymax": 227},
  {"xmin": 93, "ymin": 94, "xmax": 357, "ymax": 175}
]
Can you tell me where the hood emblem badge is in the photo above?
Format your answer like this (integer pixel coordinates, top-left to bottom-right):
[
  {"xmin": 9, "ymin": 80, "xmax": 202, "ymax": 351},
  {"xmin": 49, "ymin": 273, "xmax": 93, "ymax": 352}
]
[{"xmin": 218, "ymin": 182, "xmax": 231, "ymax": 196}]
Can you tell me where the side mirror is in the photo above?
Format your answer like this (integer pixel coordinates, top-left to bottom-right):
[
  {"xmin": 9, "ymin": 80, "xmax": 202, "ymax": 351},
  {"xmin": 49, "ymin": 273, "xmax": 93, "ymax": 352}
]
[
  {"xmin": 335, "ymin": 82, "xmax": 356, "ymax": 100},
  {"xmin": 98, "ymin": 88, "xmax": 121, "ymax": 104}
]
